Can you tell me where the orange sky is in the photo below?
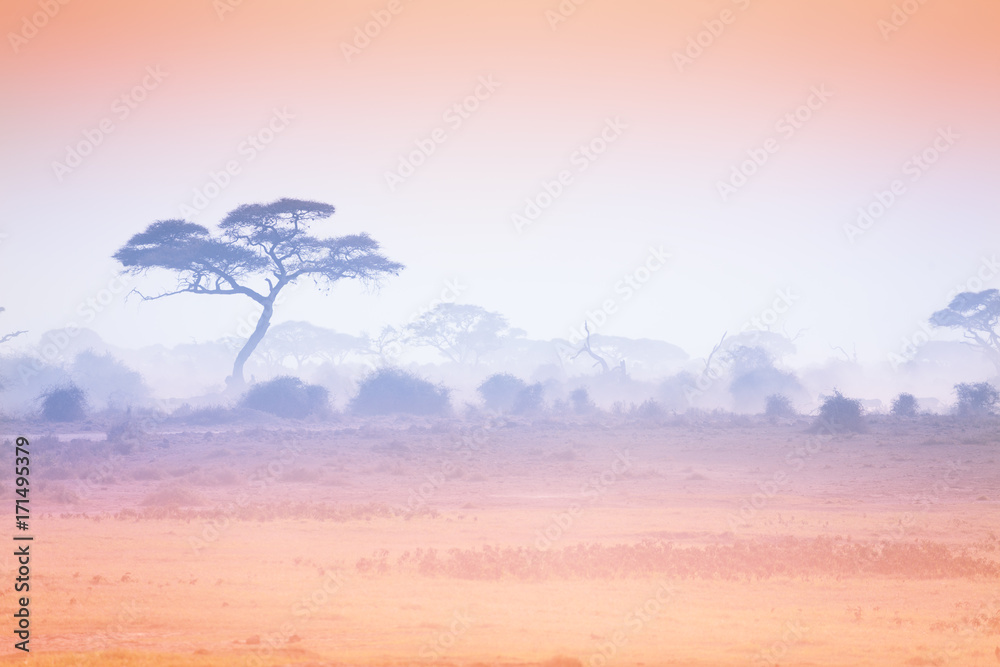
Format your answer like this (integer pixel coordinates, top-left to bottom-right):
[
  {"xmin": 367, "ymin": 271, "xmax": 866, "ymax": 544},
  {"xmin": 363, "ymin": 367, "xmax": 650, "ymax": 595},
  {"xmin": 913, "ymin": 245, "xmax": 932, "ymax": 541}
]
[{"xmin": 2, "ymin": 0, "xmax": 999, "ymax": 364}]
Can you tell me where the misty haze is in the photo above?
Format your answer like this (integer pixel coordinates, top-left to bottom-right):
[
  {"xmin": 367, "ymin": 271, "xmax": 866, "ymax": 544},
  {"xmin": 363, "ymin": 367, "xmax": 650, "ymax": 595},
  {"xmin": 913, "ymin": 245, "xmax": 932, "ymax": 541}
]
[{"xmin": 1, "ymin": 1, "xmax": 999, "ymax": 666}]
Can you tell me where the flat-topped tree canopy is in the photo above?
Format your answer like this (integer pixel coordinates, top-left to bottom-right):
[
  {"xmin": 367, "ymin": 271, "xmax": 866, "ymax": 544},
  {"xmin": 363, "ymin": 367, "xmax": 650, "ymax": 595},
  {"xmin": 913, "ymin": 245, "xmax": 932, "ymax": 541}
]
[
  {"xmin": 114, "ymin": 220, "xmax": 269, "ymax": 295},
  {"xmin": 930, "ymin": 288, "xmax": 1000, "ymax": 374},
  {"xmin": 113, "ymin": 198, "xmax": 404, "ymax": 386}
]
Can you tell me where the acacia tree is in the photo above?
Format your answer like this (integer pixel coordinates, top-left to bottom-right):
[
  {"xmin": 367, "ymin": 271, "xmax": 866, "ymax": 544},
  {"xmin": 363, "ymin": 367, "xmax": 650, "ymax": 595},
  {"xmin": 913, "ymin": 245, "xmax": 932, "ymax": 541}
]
[
  {"xmin": 361, "ymin": 325, "xmax": 404, "ymax": 368},
  {"xmin": 406, "ymin": 303, "xmax": 509, "ymax": 364},
  {"xmin": 257, "ymin": 321, "xmax": 365, "ymax": 369},
  {"xmin": 930, "ymin": 289, "xmax": 1000, "ymax": 374},
  {"xmin": 113, "ymin": 198, "xmax": 403, "ymax": 386}
]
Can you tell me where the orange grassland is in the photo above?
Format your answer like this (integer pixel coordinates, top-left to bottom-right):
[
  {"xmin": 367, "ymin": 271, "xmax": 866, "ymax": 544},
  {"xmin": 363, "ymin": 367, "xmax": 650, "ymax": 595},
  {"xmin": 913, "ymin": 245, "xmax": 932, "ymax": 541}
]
[{"xmin": 1, "ymin": 416, "xmax": 998, "ymax": 666}]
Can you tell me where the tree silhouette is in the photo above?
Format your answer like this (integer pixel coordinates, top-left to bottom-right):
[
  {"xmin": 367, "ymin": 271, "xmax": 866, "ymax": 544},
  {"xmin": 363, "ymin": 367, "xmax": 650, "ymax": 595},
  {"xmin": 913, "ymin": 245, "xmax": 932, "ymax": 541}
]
[
  {"xmin": 113, "ymin": 198, "xmax": 403, "ymax": 385},
  {"xmin": 257, "ymin": 321, "xmax": 365, "ymax": 369},
  {"xmin": 930, "ymin": 289, "xmax": 1000, "ymax": 374},
  {"xmin": 407, "ymin": 303, "xmax": 509, "ymax": 364},
  {"xmin": 361, "ymin": 325, "xmax": 404, "ymax": 368}
]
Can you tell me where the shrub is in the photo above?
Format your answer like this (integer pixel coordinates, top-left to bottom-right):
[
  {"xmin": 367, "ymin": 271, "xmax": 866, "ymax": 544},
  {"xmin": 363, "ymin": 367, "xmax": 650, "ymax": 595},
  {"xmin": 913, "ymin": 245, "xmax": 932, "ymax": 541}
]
[
  {"xmin": 569, "ymin": 387, "xmax": 595, "ymax": 415},
  {"xmin": 890, "ymin": 392, "xmax": 918, "ymax": 417},
  {"xmin": 511, "ymin": 382, "xmax": 545, "ymax": 415},
  {"xmin": 39, "ymin": 382, "xmax": 87, "ymax": 422},
  {"xmin": 657, "ymin": 371, "xmax": 697, "ymax": 412},
  {"xmin": 349, "ymin": 368, "xmax": 450, "ymax": 416},
  {"xmin": 239, "ymin": 376, "xmax": 330, "ymax": 419},
  {"xmin": 477, "ymin": 373, "xmax": 527, "ymax": 412},
  {"xmin": 635, "ymin": 398, "xmax": 665, "ymax": 420},
  {"xmin": 814, "ymin": 389, "xmax": 865, "ymax": 433},
  {"xmin": 71, "ymin": 350, "xmax": 149, "ymax": 409},
  {"xmin": 764, "ymin": 394, "xmax": 796, "ymax": 418},
  {"xmin": 954, "ymin": 382, "xmax": 999, "ymax": 417}
]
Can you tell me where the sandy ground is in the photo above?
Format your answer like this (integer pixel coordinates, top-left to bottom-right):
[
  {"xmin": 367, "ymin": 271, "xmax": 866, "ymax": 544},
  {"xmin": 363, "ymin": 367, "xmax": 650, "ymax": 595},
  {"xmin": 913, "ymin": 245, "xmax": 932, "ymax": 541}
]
[{"xmin": 1, "ymin": 415, "xmax": 999, "ymax": 665}]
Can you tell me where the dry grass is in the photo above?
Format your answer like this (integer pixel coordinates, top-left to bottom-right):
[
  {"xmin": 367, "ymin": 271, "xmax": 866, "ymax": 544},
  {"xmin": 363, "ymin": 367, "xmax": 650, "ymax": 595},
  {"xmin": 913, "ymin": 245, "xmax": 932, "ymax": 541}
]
[
  {"xmin": 99, "ymin": 500, "xmax": 437, "ymax": 521},
  {"xmin": 12, "ymin": 418, "xmax": 1000, "ymax": 665},
  {"xmin": 383, "ymin": 537, "xmax": 1000, "ymax": 581},
  {"xmin": 0, "ymin": 651, "xmax": 307, "ymax": 666}
]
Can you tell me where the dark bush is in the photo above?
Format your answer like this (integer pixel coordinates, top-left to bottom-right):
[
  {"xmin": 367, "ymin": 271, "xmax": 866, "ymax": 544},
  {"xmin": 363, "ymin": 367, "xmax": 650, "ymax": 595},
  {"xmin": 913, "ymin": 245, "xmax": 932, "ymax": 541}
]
[
  {"xmin": 477, "ymin": 373, "xmax": 528, "ymax": 412},
  {"xmin": 349, "ymin": 368, "xmax": 450, "ymax": 416},
  {"xmin": 511, "ymin": 382, "xmax": 545, "ymax": 415},
  {"xmin": 39, "ymin": 382, "xmax": 88, "ymax": 422},
  {"xmin": 814, "ymin": 389, "xmax": 865, "ymax": 433},
  {"xmin": 955, "ymin": 382, "xmax": 999, "ymax": 417},
  {"xmin": 890, "ymin": 392, "xmax": 918, "ymax": 417},
  {"xmin": 569, "ymin": 387, "xmax": 595, "ymax": 414},
  {"xmin": 239, "ymin": 376, "xmax": 330, "ymax": 419},
  {"xmin": 636, "ymin": 398, "xmax": 666, "ymax": 420},
  {"xmin": 657, "ymin": 371, "xmax": 697, "ymax": 412},
  {"xmin": 764, "ymin": 394, "xmax": 796, "ymax": 418}
]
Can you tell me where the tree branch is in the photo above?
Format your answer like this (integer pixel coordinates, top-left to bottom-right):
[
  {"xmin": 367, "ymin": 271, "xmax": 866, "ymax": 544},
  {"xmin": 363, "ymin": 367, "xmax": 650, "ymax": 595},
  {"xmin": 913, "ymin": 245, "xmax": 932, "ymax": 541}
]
[
  {"xmin": 0, "ymin": 330, "xmax": 27, "ymax": 344},
  {"xmin": 704, "ymin": 331, "xmax": 727, "ymax": 372},
  {"xmin": 571, "ymin": 322, "xmax": 610, "ymax": 374}
]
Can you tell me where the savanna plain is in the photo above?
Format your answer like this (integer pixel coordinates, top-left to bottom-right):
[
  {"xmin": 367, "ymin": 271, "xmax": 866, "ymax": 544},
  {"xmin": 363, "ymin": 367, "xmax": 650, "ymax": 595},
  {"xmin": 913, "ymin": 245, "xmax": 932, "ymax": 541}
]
[{"xmin": 2, "ymin": 413, "xmax": 999, "ymax": 667}]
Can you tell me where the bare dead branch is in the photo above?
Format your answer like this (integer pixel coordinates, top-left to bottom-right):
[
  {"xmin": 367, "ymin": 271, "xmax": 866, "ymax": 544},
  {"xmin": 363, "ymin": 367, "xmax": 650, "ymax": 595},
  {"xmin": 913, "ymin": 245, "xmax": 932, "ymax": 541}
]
[
  {"xmin": 570, "ymin": 322, "xmax": 610, "ymax": 374},
  {"xmin": 0, "ymin": 330, "xmax": 27, "ymax": 344},
  {"xmin": 704, "ymin": 331, "xmax": 727, "ymax": 372}
]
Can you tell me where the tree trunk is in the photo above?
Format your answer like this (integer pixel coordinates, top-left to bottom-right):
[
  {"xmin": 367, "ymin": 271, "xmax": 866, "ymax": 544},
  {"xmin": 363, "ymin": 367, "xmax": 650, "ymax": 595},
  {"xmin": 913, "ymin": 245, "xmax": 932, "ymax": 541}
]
[{"xmin": 228, "ymin": 301, "xmax": 274, "ymax": 387}]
